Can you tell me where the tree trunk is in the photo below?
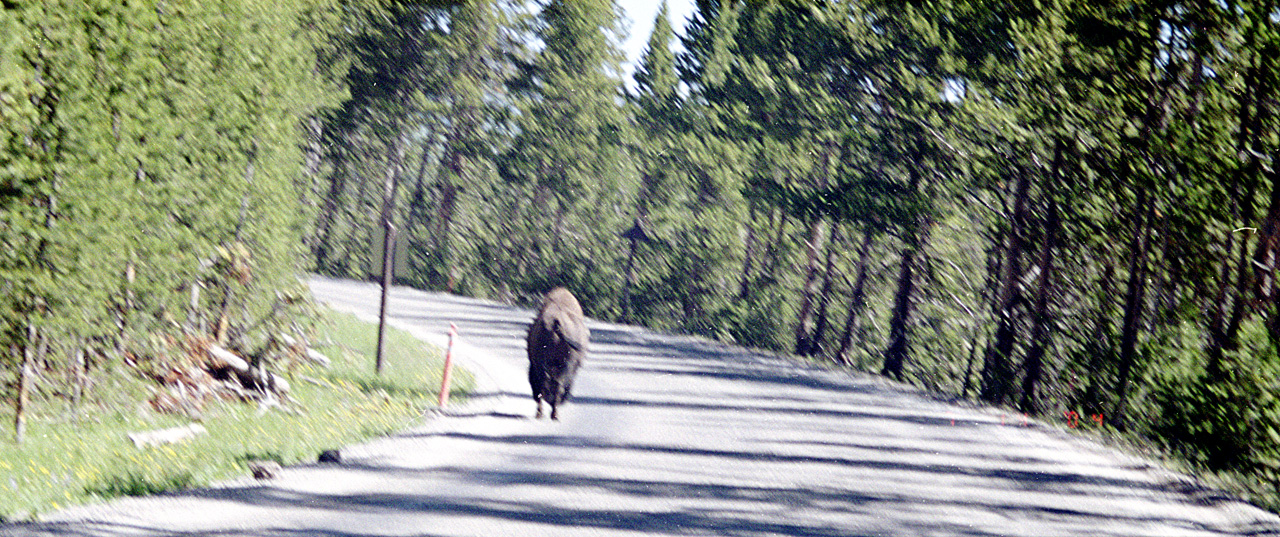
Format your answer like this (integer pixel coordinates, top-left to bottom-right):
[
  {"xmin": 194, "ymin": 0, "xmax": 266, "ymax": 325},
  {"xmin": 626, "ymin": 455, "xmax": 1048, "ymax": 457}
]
[
  {"xmin": 72, "ymin": 345, "xmax": 87, "ymax": 410},
  {"xmin": 960, "ymin": 331, "xmax": 983, "ymax": 398},
  {"xmin": 1111, "ymin": 188, "xmax": 1154, "ymax": 425},
  {"xmin": 116, "ymin": 259, "xmax": 135, "ymax": 357},
  {"xmin": 1081, "ymin": 260, "xmax": 1116, "ymax": 415},
  {"xmin": 216, "ymin": 152, "xmax": 256, "ymax": 345},
  {"xmin": 881, "ymin": 240, "xmax": 920, "ymax": 381},
  {"xmin": 404, "ymin": 143, "xmax": 438, "ymax": 284},
  {"xmin": 428, "ymin": 140, "xmax": 464, "ymax": 278},
  {"xmin": 794, "ymin": 142, "xmax": 838, "ymax": 354},
  {"xmin": 738, "ymin": 204, "xmax": 760, "ymax": 300},
  {"xmin": 299, "ymin": 116, "xmax": 325, "ymax": 250},
  {"xmin": 15, "ymin": 323, "xmax": 47, "ymax": 444},
  {"xmin": 1019, "ymin": 142, "xmax": 1062, "ymax": 414},
  {"xmin": 622, "ymin": 238, "xmax": 639, "ymax": 322},
  {"xmin": 808, "ymin": 226, "xmax": 842, "ymax": 357},
  {"xmin": 762, "ymin": 207, "xmax": 789, "ymax": 285},
  {"xmin": 313, "ymin": 163, "xmax": 348, "ymax": 269},
  {"xmin": 793, "ymin": 218, "xmax": 828, "ymax": 355},
  {"xmin": 1150, "ymin": 209, "xmax": 1177, "ymax": 328},
  {"xmin": 430, "ymin": 183, "xmax": 460, "ymax": 256},
  {"xmin": 1256, "ymin": 162, "xmax": 1280, "ymax": 345},
  {"xmin": 13, "ymin": 338, "xmax": 31, "ymax": 444},
  {"xmin": 881, "ymin": 133, "xmax": 929, "ymax": 384},
  {"xmin": 980, "ymin": 167, "xmax": 1031, "ymax": 404},
  {"xmin": 1206, "ymin": 35, "xmax": 1270, "ymax": 373},
  {"xmin": 835, "ymin": 228, "xmax": 875, "ymax": 365}
]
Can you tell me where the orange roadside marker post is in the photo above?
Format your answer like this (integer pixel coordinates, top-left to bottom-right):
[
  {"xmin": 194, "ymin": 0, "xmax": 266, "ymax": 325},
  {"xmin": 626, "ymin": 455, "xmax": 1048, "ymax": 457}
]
[{"xmin": 439, "ymin": 323, "xmax": 457, "ymax": 407}]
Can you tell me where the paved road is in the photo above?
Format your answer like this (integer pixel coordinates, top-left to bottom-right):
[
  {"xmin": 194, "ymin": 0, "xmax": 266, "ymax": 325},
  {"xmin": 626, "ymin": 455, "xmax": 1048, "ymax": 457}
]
[{"xmin": 6, "ymin": 276, "xmax": 1280, "ymax": 536}]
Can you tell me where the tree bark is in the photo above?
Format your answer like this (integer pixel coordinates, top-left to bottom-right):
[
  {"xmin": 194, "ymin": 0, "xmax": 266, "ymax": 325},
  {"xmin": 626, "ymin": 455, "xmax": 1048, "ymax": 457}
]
[
  {"xmin": 793, "ymin": 219, "xmax": 827, "ymax": 355},
  {"xmin": 835, "ymin": 229, "xmax": 875, "ymax": 365},
  {"xmin": 738, "ymin": 204, "xmax": 760, "ymax": 300},
  {"xmin": 1256, "ymin": 162, "xmax": 1280, "ymax": 345},
  {"xmin": 881, "ymin": 239, "xmax": 921, "ymax": 381},
  {"xmin": 1081, "ymin": 260, "xmax": 1116, "ymax": 415},
  {"xmin": 808, "ymin": 225, "xmax": 842, "ymax": 357},
  {"xmin": 1019, "ymin": 142, "xmax": 1062, "ymax": 414},
  {"xmin": 980, "ymin": 167, "xmax": 1030, "ymax": 404},
  {"xmin": 762, "ymin": 207, "xmax": 789, "ymax": 285},
  {"xmin": 1111, "ymin": 188, "xmax": 1155, "ymax": 425}
]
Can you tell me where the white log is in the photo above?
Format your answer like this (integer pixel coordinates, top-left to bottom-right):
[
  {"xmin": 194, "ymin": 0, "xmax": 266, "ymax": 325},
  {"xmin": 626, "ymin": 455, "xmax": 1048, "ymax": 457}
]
[
  {"xmin": 268, "ymin": 372, "xmax": 290, "ymax": 394},
  {"xmin": 278, "ymin": 334, "xmax": 331, "ymax": 367},
  {"xmin": 305, "ymin": 348, "xmax": 331, "ymax": 367},
  {"xmin": 128, "ymin": 424, "xmax": 207, "ymax": 449},
  {"xmin": 207, "ymin": 344, "xmax": 249, "ymax": 372}
]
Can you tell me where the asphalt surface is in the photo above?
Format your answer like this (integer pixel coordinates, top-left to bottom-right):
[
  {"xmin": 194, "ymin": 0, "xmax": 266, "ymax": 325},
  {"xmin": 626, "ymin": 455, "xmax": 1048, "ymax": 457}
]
[{"xmin": 5, "ymin": 276, "xmax": 1280, "ymax": 536}]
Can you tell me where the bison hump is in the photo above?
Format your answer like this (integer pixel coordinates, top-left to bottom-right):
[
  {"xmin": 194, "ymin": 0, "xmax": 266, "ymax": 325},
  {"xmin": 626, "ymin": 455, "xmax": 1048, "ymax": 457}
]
[{"xmin": 542, "ymin": 288, "xmax": 583, "ymax": 317}]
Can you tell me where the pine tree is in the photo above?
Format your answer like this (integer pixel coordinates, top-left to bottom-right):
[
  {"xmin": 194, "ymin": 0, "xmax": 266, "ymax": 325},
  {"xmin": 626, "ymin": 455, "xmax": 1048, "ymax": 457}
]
[
  {"xmin": 404, "ymin": 1, "xmax": 519, "ymax": 293},
  {"xmin": 1, "ymin": 0, "xmax": 348, "ymax": 440},
  {"xmin": 498, "ymin": 0, "xmax": 636, "ymax": 307}
]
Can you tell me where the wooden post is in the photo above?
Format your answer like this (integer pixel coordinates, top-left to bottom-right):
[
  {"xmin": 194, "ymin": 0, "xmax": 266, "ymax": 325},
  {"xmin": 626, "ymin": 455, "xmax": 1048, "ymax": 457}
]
[
  {"xmin": 375, "ymin": 225, "xmax": 395, "ymax": 375},
  {"xmin": 375, "ymin": 137, "xmax": 405, "ymax": 375},
  {"xmin": 13, "ymin": 342, "xmax": 29, "ymax": 445},
  {"xmin": 439, "ymin": 323, "xmax": 457, "ymax": 407},
  {"xmin": 621, "ymin": 238, "xmax": 638, "ymax": 322}
]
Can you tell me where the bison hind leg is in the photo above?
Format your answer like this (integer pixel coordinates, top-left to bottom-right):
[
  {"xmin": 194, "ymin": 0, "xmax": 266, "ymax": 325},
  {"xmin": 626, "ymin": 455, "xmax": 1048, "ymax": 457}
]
[{"xmin": 549, "ymin": 385, "xmax": 570, "ymax": 421}]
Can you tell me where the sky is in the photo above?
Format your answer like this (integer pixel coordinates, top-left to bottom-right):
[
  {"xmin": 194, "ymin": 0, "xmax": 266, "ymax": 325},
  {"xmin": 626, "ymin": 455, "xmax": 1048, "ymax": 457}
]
[{"xmin": 616, "ymin": 0, "xmax": 696, "ymax": 87}]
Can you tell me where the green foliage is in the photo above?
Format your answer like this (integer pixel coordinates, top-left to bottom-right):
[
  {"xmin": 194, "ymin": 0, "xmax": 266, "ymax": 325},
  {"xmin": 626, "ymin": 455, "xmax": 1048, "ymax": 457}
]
[
  {"xmin": 300, "ymin": 0, "xmax": 1280, "ymax": 510},
  {"xmin": 714, "ymin": 293, "xmax": 788, "ymax": 350},
  {"xmin": 0, "ymin": 308, "xmax": 464, "ymax": 520},
  {"xmin": 1150, "ymin": 321, "xmax": 1280, "ymax": 471},
  {"xmin": 0, "ymin": 0, "xmax": 351, "ymax": 444}
]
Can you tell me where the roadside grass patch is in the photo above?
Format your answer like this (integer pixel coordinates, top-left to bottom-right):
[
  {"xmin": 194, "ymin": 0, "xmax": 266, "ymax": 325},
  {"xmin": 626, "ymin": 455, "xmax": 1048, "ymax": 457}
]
[
  {"xmin": 0, "ymin": 308, "xmax": 470, "ymax": 521},
  {"xmin": 84, "ymin": 471, "xmax": 196, "ymax": 499}
]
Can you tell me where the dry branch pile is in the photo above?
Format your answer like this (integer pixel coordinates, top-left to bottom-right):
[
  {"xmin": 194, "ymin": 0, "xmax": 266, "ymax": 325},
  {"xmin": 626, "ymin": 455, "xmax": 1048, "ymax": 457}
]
[{"xmin": 144, "ymin": 334, "xmax": 329, "ymax": 419}]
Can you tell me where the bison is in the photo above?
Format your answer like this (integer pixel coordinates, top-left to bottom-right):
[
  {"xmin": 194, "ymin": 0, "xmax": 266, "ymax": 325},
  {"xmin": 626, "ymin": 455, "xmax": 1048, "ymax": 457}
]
[{"xmin": 526, "ymin": 287, "xmax": 588, "ymax": 420}]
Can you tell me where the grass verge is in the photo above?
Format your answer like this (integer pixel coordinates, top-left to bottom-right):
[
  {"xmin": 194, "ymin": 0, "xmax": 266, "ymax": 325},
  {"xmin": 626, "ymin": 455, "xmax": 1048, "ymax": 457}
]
[{"xmin": 0, "ymin": 308, "xmax": 471, "ymax": 522}]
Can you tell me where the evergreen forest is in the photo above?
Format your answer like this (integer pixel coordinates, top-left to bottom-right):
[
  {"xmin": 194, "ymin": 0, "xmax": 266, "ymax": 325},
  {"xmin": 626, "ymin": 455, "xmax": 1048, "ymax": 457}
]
[{"xmin": 8, "ymin": 0, "xmax": 1280, "ymax": 511}]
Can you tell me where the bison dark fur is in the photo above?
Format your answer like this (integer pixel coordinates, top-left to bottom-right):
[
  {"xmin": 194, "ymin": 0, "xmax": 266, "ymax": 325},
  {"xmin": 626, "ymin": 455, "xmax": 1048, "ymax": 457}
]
[{"xmin": 526, "ymin": 288, "xmax": 588, "ymax": 420}]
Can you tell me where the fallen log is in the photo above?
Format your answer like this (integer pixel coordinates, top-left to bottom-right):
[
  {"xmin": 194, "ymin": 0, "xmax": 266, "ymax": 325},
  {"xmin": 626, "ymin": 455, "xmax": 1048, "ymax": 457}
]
[
  {"xmin": 207, "ymin": 344, "xmax": 249, "ymax": 371},
  {"xmin": 127, "ymin": 424, "xmax": 207, "ymax": 449},
  {"xmin": 278, "ymin": 333, "xmax": 331, "ymax": 367},
  {"xmin": 206, "ymin": 343, "xmax": 290, "ymax": 396},
  {"xmin": 305, "ymin": 348, "xmax": 331, "ymax": 367}
]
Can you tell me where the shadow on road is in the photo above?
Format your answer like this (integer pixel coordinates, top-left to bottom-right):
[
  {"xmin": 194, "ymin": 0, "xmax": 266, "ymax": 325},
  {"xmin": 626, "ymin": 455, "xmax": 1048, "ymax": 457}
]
[{"xmin": 6, "ymin": 283, "xmax": 1268, "ymax": 537}]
